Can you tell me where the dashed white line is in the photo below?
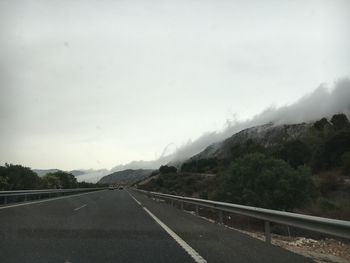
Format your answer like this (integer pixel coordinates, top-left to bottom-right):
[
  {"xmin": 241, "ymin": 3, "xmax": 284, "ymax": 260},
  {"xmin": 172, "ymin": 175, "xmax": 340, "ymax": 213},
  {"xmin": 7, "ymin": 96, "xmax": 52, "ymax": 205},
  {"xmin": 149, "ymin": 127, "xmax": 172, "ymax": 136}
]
[
  {"xmin": 74, "ymin": 204, "xmax": 87, "ymax": 211},
  {"xmin": 127, "ymin": 190, "xmax": 207, "ymax": 263}
]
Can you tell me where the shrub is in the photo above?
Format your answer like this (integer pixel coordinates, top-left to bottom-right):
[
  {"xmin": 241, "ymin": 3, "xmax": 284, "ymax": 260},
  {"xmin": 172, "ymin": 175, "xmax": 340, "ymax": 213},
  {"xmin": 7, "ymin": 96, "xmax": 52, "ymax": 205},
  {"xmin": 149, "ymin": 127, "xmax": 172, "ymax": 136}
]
[
  {"xmin": 313, "ymin": 118, "xmax": 331, "ymax": 131},
  {"xmin": 316, "ymin": 172, "xmax": 344, "ymax": 195},
  {"xmin": 274, "ymin": 140, "xmax": 311, "ymax": 168},
  {"xmin": 222, "ymin": 153, "xmax": 315, "ymax": 211},
  {"xmin": 330, "ymin": 113, "xmax": 350, "ymax": 130},
  {"xmin": 181, "ymin": 158, "xmax": 218, "ymax": 173},
  {"xmin": 312, "ymin": 131, "xmax": 350, "ymax": 170},
  {"xmin": 341, "ymin": 152, "xmax": 350, "ymax": 176},
  {"xmin": 159, "ymin": 165, "xmax": 177, "ymax": 174}
]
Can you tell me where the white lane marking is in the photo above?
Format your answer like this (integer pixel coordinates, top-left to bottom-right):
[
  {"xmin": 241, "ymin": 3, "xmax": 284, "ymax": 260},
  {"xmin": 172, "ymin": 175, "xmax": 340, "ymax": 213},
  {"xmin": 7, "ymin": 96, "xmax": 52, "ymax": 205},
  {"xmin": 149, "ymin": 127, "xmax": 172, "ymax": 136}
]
[
  {"xmin": 127, "ymin": 190, "xmax": 142, "ymax": 205},
  {"xmin": 0, "ymin": 190, "xmax": 106, "ymax": 210},
  {"xmin": 127, "ymin": 191, "xmax": 207, "ymax": 263},
  {"xmin": 74, "ymin": 204, "xmax": 87, "ymax": 211}
]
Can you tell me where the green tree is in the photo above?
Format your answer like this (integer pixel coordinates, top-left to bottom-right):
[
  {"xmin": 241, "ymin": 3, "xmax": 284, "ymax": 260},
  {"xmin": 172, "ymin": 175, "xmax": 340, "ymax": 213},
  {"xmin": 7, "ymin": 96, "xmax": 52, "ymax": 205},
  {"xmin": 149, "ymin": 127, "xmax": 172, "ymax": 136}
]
[
  {"xmin": 313, "ymin": 118, "xmax": 331, "ymax": 131},
  {"xmin": 330, "ymin": 114, "xmax": 350, "ymax": 130},
  {"xmin": 42, "ymin": 171, "xmax": 78, "ymax": 189},
  {"xmin": 222, "ymin": 153, "xmax": 315, "ymax": 211},
  {"xmin": 41, "ymin": 173, "xmax": 62, "ymax": 189},
  {"xmin": 341, "ymin": 152, "xmax": 350, "ymax": 176},
  {"xmin": 0, "ymin": 175, "xmax": 9, "ymax": 190},
  {"xmin": 159, "ymin": 165, "xmax": 177, "ymax": 174},
  {"xmin": 312, "ymin": 130, "xmax": 350, "ymax": 170},
  {"xmin": 0, "ymin": 164, "xmax": 41, "ymax": 190},
  {"xmin": 230, "ymin": 139, "xmax": 266, "ymax": 160},
  {"xmin": 275, "ymin": 140, "xmax": 311, "ymax": 168}
]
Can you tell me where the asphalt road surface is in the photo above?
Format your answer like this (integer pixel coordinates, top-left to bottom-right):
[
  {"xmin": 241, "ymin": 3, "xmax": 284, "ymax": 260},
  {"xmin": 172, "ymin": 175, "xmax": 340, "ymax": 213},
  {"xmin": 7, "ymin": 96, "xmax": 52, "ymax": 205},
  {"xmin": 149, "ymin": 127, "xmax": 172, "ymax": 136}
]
[{"xmin": 0, "ymin": 189, "xmax": 313, "ymax": 263}]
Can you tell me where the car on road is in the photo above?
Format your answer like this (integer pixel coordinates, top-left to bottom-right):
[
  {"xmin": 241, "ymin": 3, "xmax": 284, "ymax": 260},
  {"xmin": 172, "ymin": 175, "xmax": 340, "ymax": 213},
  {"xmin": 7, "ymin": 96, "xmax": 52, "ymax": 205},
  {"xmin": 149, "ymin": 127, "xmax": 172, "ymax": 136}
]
[{"xmin": 108, "ymin": 185, "xmax": 114, "ymax": 190}]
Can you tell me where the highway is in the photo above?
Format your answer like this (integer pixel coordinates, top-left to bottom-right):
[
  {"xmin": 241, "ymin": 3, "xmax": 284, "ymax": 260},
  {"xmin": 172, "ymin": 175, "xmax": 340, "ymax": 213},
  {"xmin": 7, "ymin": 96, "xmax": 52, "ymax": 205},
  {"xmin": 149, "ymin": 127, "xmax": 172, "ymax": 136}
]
[{"xmin": 0, "ymin": 189, "xmax": 313, "ymax": 263}]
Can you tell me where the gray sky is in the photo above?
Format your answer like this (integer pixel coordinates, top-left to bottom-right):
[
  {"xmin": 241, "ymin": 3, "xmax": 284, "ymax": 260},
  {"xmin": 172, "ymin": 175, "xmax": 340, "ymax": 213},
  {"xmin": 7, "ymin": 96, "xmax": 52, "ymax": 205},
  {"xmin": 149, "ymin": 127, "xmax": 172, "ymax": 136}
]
[{"xmin": 1, "ymin": 0, "xmax": 349, "ymax": 170}]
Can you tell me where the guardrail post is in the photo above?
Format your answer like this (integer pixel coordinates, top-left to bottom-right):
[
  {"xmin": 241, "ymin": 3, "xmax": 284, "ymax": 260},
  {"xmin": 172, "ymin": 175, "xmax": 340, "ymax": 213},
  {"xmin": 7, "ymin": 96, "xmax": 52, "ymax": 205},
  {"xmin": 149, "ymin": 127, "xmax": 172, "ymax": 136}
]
[
  {"xmin": 219, "ymin": 210, "xmax": 223, "ymax": 224},
  {"xmin": 264, "ymin": 221, "xmax": 271, "ymax": 244},
  {"xmin": 181, "ymin": 201, "xmax": 184, "ymax": 210},
  {"xmin": 134, "ymin": 189, "xmax": 350, "ymax": 241},
  {"xmin": 171, "ymin": 200, "xmax": 174, "ymax": 207},
  {"xmin": 24, "ymin": 194, "xmax": 27, "ymax": 202},
  {"xmin": 195, "ymin": 205, "xmax": 199, "ymax": 215},
  {"xmin": 4, "ymin": 196, "xmax": 7, "ymax": 204}
]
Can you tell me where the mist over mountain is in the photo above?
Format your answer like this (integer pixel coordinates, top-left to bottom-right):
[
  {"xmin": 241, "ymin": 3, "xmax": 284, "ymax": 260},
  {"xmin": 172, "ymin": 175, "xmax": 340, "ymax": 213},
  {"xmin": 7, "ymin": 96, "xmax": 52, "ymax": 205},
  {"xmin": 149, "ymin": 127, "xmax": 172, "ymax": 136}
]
[
  {"xmin": 98, "ymin": 169, "xmax": 154, "ymax": 185},
  {"xmin": 72, "ymin": 169, "xmax": 109, "ymax": 183},
  {"xmin": 110, "ymin": 78, "xmax": 350, "ymax": 171},
  {"xmin": 189, "ymin": 122, "xmax": 310, "ymax": 162},
  {"xmin": 110, "ymin": 158, "xmax": 172, "ymax": 174},
  {"xmin": 33, "ymin": 169, "xmax": 61, "ymax": 177},
  {"xmin": 46, "ymin": 78, "xmax": 349, "ymax": 183},
  {"xmin": 168, "ymin": 78, "xmax": 350, "ymax": 163}
]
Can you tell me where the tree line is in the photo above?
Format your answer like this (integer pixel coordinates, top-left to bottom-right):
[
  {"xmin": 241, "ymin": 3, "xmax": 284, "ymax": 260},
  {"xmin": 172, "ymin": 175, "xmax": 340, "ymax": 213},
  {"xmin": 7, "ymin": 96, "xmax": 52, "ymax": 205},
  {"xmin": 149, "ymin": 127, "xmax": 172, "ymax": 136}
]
[{"xmin": 0, "ymin": 164, "xmax": 101, "ymax": 190}]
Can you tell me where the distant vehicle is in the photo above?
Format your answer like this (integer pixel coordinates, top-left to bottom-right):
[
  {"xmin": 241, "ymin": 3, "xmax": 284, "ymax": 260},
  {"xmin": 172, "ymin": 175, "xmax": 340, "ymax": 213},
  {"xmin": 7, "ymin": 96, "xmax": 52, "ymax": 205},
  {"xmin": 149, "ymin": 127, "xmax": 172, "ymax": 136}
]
[
  {"xmin": 108, "ymin": 185, "xmax": 114, "ymax": 190},
  {"xmin": 119, "ymin": 186, "xmax": 123, "ymax": 190}
]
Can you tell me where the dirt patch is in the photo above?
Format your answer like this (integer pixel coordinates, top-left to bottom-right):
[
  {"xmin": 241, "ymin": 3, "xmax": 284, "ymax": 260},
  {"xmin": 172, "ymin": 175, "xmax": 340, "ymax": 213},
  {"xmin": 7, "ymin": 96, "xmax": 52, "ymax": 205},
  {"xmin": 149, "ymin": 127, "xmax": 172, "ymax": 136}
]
[
  {"xmin": 183, "ymin": 210, "xmax": 350, "ymax": 263},
  {"xmin": 225, "ymin": 227, "xmax": 350, "ymax": 263}
]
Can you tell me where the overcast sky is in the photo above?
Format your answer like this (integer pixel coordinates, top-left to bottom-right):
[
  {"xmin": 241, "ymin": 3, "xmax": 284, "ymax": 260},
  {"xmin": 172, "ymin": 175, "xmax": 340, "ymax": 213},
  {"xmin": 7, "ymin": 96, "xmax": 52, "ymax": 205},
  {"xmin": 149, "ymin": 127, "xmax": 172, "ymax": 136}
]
[{"xmin": 0, "ymin": 0, "xmax": 349, "ymax": 170}]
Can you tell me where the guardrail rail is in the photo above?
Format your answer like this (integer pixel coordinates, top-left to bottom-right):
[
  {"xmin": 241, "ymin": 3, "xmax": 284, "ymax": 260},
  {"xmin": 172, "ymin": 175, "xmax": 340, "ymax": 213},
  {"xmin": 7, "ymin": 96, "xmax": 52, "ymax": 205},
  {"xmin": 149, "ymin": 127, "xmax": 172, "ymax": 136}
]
[
  {"xmin": 0, "ymin": 187, "xmax": 107, "ymax": 205},
  {"xmin": 135, "ymin": 189, "xmax": 350, "ymax": 244}
]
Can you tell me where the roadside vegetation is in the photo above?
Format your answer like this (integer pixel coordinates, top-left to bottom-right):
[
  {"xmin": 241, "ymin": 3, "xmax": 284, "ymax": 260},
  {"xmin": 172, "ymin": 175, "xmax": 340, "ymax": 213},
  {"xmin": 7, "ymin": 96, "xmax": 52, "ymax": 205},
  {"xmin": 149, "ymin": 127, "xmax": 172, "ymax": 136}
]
[
  {"xmin": 0, "ymin": 165, "xmax": 102, "ymax": 190},
  {"xmin": 140, "ymin": 114, "xmax": 350, "ymax": 219}
]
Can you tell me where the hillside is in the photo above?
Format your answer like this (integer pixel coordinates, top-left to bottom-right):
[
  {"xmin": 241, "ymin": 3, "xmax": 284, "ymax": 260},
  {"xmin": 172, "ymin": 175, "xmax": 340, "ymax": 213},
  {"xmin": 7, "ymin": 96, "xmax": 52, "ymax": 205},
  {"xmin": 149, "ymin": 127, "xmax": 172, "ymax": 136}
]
[
  {"xmin": 98, "ymin": 169, "xmax": 154, "ymax": 185},
  {"xmin": 33, "ymin": 169, "xmax": 61, "ymax": 177},
  {"xmin": 139, "ymin": 114, "xmax": 350, "ymax": 219},
  {"xmin": 189, "ymin": 122, "xmax": 310, "ymax": 161}
]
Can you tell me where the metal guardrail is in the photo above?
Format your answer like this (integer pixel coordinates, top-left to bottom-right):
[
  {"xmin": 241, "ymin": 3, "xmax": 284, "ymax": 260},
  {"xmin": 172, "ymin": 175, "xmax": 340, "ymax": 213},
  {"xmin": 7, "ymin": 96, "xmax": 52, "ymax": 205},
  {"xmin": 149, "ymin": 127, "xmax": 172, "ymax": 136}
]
[
  {"xmin": 135, "ymin": 189, "xmax": 350, "ymax": 243},
  {"xmin": 0, "ymin": 188, "xmax": 107, "ymax": 205}
]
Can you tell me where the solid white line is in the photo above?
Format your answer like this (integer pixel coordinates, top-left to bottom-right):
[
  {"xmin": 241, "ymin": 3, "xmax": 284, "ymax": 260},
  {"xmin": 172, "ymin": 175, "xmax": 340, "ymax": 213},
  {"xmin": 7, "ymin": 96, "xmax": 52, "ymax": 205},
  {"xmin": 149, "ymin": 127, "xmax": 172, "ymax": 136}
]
[
  {"xmin": 0, "ymin": 190, "xmax": 105, "ymax": 210},
  {"xmin": 74, "ymin": 204, "xmax": 87, "ymax": 211},
  {"xmin": 127, "ymin": 190, "xmax": 207, "ymax": 263},
  {"xmin": 127, "ymin": 190, "xmax": 142, "ymax": 205}
]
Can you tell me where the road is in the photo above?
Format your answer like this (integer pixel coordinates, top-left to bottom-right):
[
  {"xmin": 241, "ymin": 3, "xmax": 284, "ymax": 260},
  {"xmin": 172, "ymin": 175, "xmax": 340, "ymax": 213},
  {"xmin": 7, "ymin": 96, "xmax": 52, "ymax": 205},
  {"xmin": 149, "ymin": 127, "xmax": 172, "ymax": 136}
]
[{"xmin": 0, "ymin": 189, "xmax": 313, "ymax": 263}]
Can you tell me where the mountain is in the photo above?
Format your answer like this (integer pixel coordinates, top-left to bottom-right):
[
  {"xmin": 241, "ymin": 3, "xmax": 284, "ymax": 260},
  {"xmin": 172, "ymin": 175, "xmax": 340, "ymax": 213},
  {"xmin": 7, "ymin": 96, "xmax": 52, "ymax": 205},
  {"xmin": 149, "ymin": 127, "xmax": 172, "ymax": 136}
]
[
  {"xmin": 72, "ymin": 169, "xmax": 109, "ymax": 183},
  {"xmin": 33, "ymin": 169, "xmax": 61, "ymax": 177},
  {"xmin": 69, "ymin": 170, "xmax": 86, "ymax": 176},
  {"xmin": 33, "ymin": 168, "xmax": 109, "ymax": 183},
  {"xmin": 98, "ymin": 169, "xmax": 154, "ymax": 185},
  {"xmin": 189, "ymin": 122, "xmax": 310, "ymax": 161},
  {"xmin": 109, "ymin": 156, "xmax": 172, "ymax": 173}
]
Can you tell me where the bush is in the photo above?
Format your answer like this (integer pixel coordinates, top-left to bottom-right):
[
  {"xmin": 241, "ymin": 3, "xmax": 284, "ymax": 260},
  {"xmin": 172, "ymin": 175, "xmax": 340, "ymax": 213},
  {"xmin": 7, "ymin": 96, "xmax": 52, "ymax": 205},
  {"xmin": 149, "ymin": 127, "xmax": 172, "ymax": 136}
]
[
  {"xmin": 341, "ymin": 152, "xmax": 350, "ymax": 176},
  {"xmin": 316, "ymin": 172, "xmax": 344, "ymax": 195},
  {"xmin": 221, "ymin": 153, "xmax": 315, "ymax": 211},
  {"xmin": 181, "ymin": 158, "xmax": 218, "ymax": 173},
  {"xmin": 159, "ymin": 165, "xmax": 177, "ymax": 174},
  {"xmin": 313, "ymin": 118, "xmax": 331, "ymax": 131},
  {"xmin": 330, "ymin": 113, "xmax": 350, "ymax": 130},
  {"xmin": 312, "ymin": 130, "xmax": 350, "ymax": 170},
  {"xmin": 230, "ymin": 140, "xmax": 266, "ymax": 161},
  {"xmin": 274, "ymin": 140, "xmax": 311, "ymax": 168},
  {"xmin": 0, "ymin": 175, "xmax": 9, "ymax": 190}
]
